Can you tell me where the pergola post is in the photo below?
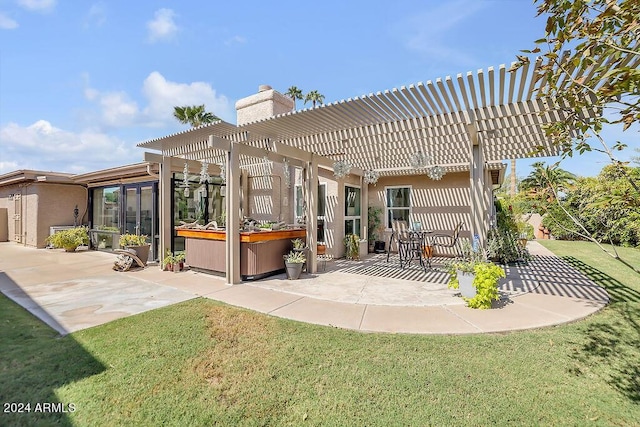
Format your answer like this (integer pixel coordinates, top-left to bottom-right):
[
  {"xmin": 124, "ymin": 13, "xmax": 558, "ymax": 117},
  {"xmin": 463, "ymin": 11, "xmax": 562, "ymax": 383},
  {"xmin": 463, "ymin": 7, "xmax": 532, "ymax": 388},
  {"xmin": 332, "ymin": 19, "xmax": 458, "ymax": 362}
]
[
  {"xmin": 360, "ymin": 175, "xmax": 368, "ymax": 257},
  {"xmin": 225, "ymin": 143, "xmax": 241, "ymax": 284},
  {"xmin": 305, "ymin": 157, "xmax": 318, "ymax": 273},
  {"xmin": 160, "ymin": 156, "xmax": 173, "ymax": 259},
  {"xmin": 469, "ymin": 133, "xmax": 488, "ymax": 249}
]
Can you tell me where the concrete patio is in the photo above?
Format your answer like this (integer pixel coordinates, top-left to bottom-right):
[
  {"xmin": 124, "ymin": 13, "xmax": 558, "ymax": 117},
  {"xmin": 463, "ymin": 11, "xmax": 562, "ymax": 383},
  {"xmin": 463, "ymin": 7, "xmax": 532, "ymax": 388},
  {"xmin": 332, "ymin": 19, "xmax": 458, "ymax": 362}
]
[{"xmin": 0, "ymin": 241, "xmax": 609, "ymax": 335}]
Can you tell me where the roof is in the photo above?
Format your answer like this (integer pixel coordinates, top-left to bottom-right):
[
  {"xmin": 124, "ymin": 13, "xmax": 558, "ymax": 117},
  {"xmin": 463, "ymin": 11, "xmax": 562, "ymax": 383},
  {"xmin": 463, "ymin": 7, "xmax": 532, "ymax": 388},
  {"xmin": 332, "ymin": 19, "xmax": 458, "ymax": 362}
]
[
  {"xmin": 72, "ymin": 162, "xmax": 159, "ymax": 185},
  {"xmin": 0, "ymin": 170, "xmax": 76, "ymax": 186},
  {"xmin": 138, "ymin": 57, "xmax": 590, "ymax": 175}
]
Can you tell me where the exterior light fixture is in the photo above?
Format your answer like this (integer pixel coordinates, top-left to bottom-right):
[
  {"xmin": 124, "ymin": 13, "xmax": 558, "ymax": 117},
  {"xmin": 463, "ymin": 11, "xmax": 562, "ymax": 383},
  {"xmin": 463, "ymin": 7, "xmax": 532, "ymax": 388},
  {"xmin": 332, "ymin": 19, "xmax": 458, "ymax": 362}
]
[
  {"xmin": 182, "ymin": 162, "xmax": 190, "ymax": 197},
  {"xmin": 332, "ymin": 159, "xmax": 351, "ymax": 179},
  {"xmin": 199, "ymin": 161, "xmax": 210, "ymax": 184},
  {"xmin": 363, "ymin": 169, "xmax": 380, "ymax": 185},
  {"xmin": 283, "ymin": 158, "xmax": 291, "ymax": 188},
  {"xmin": 427, "ymin": 165, "xmax": 446, "ymax": 180},
  {"xmin": 409, "ymin": 150, "xmax": 430, "ymax": 169}
]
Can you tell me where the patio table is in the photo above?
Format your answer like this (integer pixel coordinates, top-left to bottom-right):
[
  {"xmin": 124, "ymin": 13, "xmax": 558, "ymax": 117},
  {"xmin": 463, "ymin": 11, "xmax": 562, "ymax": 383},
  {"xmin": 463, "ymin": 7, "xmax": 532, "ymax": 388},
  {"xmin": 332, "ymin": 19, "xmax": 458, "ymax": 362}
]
[{"xmin": 402, "ymin": 230, "xmax": 435, "ymax": 270}]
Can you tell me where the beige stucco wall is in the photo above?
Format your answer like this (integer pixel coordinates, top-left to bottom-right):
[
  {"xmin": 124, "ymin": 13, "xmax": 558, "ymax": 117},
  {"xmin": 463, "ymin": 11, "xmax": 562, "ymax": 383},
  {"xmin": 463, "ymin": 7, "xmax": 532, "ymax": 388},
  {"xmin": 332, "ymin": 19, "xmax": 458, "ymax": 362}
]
[
  {"xmin": 252, "ymin": 166, "xmax": 495, "ymax": 259},
  {"xmin": 0, "ymin": 183, "xmax": 86, "ymax": 248},
  {"xmin": 245, "ymin": 160, "xmax": 293, "ymax": 224},
  {"xmin": 368, "ymin": 172, "xmax": 474, "ymax": 256},
  {"xmin": 34, "ymin": 184, "xmax": 87, "ymax": 248},
  {"xmin": 235, "ymin": 86, "xmax": 294, "ymax": 126}
]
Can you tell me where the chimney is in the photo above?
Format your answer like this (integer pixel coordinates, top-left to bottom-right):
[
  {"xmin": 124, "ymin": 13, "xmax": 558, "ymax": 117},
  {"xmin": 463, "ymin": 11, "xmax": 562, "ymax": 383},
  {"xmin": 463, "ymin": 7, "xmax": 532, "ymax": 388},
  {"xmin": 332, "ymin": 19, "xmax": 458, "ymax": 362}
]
[{"xmin": 235, "ymin": 85, "xmax": 295, "ymax": 126}]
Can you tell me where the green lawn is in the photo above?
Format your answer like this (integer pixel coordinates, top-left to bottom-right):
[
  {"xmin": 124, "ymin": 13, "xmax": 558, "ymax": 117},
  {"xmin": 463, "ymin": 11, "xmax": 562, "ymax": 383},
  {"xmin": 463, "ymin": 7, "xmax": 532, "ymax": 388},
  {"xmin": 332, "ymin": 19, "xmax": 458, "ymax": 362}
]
[{"xmin": 1, "ymin": 241, "xmax": 639, "ymax": 426}]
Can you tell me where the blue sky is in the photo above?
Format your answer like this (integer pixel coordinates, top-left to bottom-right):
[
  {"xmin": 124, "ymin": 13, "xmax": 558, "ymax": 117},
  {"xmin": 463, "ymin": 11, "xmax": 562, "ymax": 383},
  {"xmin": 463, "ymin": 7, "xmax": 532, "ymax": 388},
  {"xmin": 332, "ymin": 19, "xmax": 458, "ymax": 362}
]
[{"xmin": 0, "ymin": 0, "xmax": 636, "ymax": 177}]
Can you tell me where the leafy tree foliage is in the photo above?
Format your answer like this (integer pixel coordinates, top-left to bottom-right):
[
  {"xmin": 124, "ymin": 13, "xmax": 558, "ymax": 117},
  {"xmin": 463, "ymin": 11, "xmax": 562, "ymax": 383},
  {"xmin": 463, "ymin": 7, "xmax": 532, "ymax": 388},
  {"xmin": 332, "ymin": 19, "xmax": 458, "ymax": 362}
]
[
  {"xmin": 173, "ymin": 105, "xmax": 219, "ymax": 128},
  {"xmin": 285, "ymin": 86, "xmax": 304, "ymax": 110},
  {"xmin": 304, "ymin": 90, "xmax": 325, "ymax": 108},
  {"xmin": 541, "ymin": 164, "xmax": 640, "ymax": 247},
  {"xmin": 514, "ymin": 0, "xmax": 639, "ymax": 193}
]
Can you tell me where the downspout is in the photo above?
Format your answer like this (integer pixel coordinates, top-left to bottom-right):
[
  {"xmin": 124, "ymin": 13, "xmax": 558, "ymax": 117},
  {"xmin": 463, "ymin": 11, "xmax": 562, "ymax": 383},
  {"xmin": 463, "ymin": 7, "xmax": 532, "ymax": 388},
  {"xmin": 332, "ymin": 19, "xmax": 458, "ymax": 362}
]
[{"xmin": 146, "ymin": 163, "xmax": 160, "ymax": 179}]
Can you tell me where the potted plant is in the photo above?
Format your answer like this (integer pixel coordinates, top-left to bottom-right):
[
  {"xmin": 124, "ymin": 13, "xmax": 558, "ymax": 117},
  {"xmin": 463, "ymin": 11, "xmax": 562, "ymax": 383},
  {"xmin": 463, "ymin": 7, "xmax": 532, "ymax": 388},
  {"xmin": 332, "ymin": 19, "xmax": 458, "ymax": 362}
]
[
  {"xmin": 343, "ymin": 233, "xmax": 360, "ymax": 260},
  {"xmin": 291, "ymin": 238, "xmax": 306, "ymax": 252},
  {"xmin": 367, "ymin": 206, "xmax": 385, "ymax": 253},
  {"xmin": 46, "ymin": 227, "xmax": 89, "ymax": 252},
  {"xmin": 119, "ymin": 233, "xmax": 150, "ymax": 265},
  {"xmin": 446, "ymin": 244, "xmax": 506, "ymax": 309},
  {"xmin": 317, "ymin": 241, "xmax": 327, "ymax": 255},
  {"xmin": 283, "ymin": 250, "xmax": 306, "ymax": 280},
  {"xmin": 174, "ymin": 251, "xmax": 186, "ymax": 272},
  {"xmin": 162, "ymin": 250, "xmax": 176, "ymax": 271}
]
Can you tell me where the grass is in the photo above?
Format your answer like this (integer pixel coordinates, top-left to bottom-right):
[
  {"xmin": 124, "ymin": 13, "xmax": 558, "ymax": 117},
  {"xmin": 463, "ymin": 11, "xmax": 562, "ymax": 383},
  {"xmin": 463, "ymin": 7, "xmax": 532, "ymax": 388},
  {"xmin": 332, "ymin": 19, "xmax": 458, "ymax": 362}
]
[{"xmin": 1, "ymin": 240, "xmax": 639, "ymax": 426}]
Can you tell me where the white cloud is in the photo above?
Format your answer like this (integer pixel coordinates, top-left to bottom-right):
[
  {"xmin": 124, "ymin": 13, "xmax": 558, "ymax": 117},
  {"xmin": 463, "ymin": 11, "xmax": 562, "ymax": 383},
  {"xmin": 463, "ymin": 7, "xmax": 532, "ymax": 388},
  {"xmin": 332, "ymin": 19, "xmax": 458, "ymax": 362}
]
[
  {"xmin": 397, "ymin": 0, "xmax": 487, "ymax": 66},
  {"xmin": 146, "ymin": 8, "xmax": 178, "ymax": 43},
  {"xmin": 224, "ymin": 35, "xmax": 246, "ymax": 46},
  {"xmin": 17, "ymin": 0, "xmax": 56, "ymax": 13},
  {"xmin": 141, "ymin": 71, "xmax": 233, "ymax": 124},
  {"xmin": 0, "ymin": 120, "xmax": 138, "ymax": 174},
  {"xmin": 0, "ymin": 12, "xmax": 18, "ymax": 29},
  {"xmin": 82, "ymin": 71, "xmax": 233, "ymax": 129},
  {"xmin": 84, "ymin": 2, "xmax": 107, "ymax": 28}
]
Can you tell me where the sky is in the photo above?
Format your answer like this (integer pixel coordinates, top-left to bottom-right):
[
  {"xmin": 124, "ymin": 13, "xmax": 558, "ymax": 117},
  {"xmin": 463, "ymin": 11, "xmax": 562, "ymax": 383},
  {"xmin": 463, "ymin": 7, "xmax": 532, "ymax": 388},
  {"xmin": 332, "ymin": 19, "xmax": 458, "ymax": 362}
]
[{"xmin": 0, "ymin": 0, "xmax": 637, "ymax": 178}]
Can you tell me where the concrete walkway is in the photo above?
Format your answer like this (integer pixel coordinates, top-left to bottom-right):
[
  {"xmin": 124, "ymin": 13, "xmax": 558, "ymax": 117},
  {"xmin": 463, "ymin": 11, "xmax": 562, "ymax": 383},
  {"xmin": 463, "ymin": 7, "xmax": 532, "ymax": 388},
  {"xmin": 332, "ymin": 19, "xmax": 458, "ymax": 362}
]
[{"xmin": 0, "ymin": 241, "xmax": 609, "ymax": 335}]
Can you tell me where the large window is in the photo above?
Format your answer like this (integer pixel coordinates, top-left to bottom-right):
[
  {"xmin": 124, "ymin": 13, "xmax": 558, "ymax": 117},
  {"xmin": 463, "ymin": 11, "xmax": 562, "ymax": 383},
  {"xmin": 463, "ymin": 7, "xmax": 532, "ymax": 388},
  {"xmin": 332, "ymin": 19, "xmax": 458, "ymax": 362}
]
[
  {"xmin": 92, "ymin": 186, "xmax": 120, "ymax": 230},
  {"xmin": 344, "ymin": 185, "xmax": 361, "ymax": 236},
  {"xmin": 294, "ymin": 182, "xmax": 326, "ymax": 242},
  {"xmin": 385, "ymin": 186, "xmax": 411, "ymax": 228}
]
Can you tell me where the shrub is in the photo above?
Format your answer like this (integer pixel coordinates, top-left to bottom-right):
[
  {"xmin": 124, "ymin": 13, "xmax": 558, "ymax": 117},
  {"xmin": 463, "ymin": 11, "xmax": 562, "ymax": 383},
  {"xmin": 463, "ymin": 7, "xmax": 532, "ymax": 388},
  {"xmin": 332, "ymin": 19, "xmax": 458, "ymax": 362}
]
[{"xmin": 46, "ymin": 227, "xmax": 89, "ymax": 251}]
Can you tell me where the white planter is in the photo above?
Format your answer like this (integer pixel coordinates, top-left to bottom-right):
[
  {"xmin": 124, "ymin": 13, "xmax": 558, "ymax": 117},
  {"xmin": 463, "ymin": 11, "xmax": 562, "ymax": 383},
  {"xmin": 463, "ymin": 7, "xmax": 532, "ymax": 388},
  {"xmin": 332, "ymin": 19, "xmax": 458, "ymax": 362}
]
[{"xmin": 456, "ymin": 270, "xmax": 477, "ymax": 298}]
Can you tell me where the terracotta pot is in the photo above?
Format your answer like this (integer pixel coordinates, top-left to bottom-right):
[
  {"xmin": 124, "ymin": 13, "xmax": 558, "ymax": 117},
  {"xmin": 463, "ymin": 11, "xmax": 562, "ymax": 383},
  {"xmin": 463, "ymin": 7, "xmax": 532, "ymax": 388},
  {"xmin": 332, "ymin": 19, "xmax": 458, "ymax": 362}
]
[{"xmin": 317, "ymin": 244, "xmax": 326, "ymax": 255}]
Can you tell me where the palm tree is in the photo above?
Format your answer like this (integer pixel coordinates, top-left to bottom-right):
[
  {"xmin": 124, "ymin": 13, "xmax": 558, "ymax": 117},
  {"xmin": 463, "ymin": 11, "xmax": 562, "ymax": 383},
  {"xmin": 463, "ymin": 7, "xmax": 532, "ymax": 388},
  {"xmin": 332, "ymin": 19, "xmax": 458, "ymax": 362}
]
[
  {"xmin": 173, "ymin": 105, "xmax": 219, "ymax": 127},
  {"xmin": 519, "ymin": 161, "xmax": 576, "ymax": 203},
  {"xmin": 304, "ymin": 90, "xmax": 325, "ymax": 108},
  {"xmin": 285, "ymin": 86, "xmax": 304, "ymax": 110}
]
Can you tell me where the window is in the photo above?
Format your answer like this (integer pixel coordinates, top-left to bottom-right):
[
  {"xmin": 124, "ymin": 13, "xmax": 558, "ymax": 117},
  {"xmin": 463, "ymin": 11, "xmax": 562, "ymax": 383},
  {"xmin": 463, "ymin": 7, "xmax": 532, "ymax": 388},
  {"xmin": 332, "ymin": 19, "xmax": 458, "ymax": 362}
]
[
  {"xmin": 294, "ymin": 182, "xmax": 326, "ymax": 242},
  {"xmin": 344, "ymin": 185, "xmax": 361, "ymax": 236},
  {"xmin": 385, "ymin": 186, "xmax": 411, "ymax": 228},
  {"xmin": 92, "ymin": 186, "xmax": 120, "ymax": 229}
]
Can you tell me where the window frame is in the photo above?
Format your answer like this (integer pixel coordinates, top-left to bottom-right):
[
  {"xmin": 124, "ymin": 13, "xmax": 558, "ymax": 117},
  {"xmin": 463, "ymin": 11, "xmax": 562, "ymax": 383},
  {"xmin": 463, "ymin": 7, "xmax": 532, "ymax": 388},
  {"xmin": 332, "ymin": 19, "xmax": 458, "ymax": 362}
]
[
  {"xmin": 344, "ymin": 184, "xmax": 361, "ymax": 237},
  {"xmin": 384, "ymin": 185, "xmax": 412, "ymax": 229}
]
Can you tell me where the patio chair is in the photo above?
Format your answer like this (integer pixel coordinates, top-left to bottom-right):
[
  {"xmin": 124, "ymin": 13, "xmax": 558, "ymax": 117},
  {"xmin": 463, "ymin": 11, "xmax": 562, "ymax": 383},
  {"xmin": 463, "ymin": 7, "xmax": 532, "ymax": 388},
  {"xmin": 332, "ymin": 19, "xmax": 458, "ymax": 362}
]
[
  {"xmin": 387, "ymin": 220, "xmax": 426, "ymax": 270},
  {"xmin": 432, "ymin": 221, "xmax": 464, "ymax": 258}
]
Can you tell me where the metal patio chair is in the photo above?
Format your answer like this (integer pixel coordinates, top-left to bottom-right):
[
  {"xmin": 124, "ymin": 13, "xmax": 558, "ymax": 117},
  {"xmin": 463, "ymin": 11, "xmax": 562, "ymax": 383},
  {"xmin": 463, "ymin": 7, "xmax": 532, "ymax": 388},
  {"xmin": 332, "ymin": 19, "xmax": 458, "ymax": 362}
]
[{"xmin": 432, "ymin": 221, "xmax": 464, "ymax": 258}]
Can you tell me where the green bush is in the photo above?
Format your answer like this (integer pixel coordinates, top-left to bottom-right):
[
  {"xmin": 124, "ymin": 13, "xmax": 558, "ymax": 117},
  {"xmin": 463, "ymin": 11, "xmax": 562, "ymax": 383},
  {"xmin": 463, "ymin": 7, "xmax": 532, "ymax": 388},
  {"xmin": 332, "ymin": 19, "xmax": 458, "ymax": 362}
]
[
  {"xmin": 119, "ymin": 233, "xmax": 148, "ymax": 247},
  {"xmin": 46, "ymin": 227, "xmax": 89, "ymax": 251}
]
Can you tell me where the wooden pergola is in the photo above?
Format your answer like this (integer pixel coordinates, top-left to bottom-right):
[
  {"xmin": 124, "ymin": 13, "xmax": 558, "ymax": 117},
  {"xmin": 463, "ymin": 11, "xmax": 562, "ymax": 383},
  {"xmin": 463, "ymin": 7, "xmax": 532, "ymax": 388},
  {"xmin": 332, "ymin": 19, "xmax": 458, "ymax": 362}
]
[{"xmin": 139, "ymin": 58, "xmax": 588, "ymax": 284}]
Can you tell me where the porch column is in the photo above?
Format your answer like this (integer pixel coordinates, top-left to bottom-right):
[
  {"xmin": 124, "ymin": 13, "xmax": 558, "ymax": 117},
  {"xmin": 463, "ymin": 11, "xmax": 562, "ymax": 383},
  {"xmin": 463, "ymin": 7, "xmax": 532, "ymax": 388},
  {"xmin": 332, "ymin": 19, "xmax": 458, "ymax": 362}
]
[
  {"xmin": 360, "ymin": 175, "xmax": 368, "ymax": 257},
  {"xmin": 469, "ymin": 133, "xmax": 488, "ymax": 248},
  {"xmin": 225, "ymin": 143, "xmax": 241, "ymax": 284},
  {"xmin": 305, "ymin": 156, "xmax": 318, "ymax": 273},
  {"xmin": 160, "ymin": 156, "xmax": 173, "ymax": 259}
]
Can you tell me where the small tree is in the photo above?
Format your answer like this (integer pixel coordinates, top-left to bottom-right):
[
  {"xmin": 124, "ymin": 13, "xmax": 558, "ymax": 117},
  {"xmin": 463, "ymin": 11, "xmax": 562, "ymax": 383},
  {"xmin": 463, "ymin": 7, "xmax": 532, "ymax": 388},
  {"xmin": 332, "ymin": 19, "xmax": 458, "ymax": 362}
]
[
  {"xmin": 513, "ymin": 0, "xmax": 639, "ymax": 194},
  {"xmin": 285, "ymin": 86, "xmax": 304, "ymax": 110},
  {"xmin": 173, "ymin": 105, "xmax": 219, "ymax": 128},
  {"xmin": 304, "ymin": 90, "xmax": 325, "ymax": 108}
]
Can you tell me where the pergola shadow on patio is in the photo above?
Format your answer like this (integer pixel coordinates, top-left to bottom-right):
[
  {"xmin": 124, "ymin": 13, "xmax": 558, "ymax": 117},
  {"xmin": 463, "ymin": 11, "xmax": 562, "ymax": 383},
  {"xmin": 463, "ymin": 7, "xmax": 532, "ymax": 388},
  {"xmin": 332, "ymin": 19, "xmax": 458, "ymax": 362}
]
[{"xmin": 249, "ymin": 242, "xmax": 609, "ymax": 308}]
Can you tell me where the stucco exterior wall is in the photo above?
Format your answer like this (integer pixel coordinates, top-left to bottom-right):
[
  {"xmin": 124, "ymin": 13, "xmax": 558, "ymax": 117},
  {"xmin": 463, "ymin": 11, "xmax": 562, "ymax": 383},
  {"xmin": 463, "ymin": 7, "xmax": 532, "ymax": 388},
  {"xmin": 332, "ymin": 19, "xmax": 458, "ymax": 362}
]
[
  {"xmin": 368, "ymin": 172, "xmax": 474, "ymax": 256},
  {"xmin": 0, "ymin": 183, "xmax": 86, "ymax": 248},
  {"xmin": 235, "ymin": 86, "xmax": 294, "ymax": 126},
  {"xmin": 34, "ymin": 184, "xmax": 87, "ymax": 248},
  {"xmin": 246, "ymin": 161, "xmax": 293, "ymax": 224}
]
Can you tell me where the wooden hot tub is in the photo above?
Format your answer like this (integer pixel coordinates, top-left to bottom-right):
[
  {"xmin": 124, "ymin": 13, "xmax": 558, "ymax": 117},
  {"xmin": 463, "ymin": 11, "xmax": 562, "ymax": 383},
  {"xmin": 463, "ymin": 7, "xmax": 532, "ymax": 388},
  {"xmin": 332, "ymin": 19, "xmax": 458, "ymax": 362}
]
[{"xmin": 176, "ymin": 228, "xmax": 306, "ymax": 280}]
